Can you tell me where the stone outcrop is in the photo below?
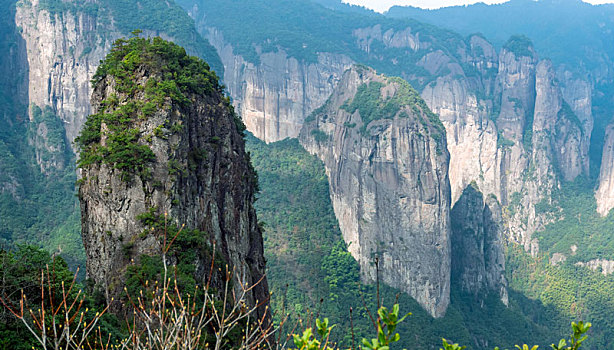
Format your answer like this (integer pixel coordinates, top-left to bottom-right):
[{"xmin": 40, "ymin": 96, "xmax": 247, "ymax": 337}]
[
  {"xmin": 451, "ymin": 184, "xmax": 508, "ymax": 305},
  {"xmin": 575, "ymin": 259, "xmax": 614, "ymax": 276},
  {"xmin": 300, "ymin": 66, "xmax": 452, "ymax": 317},
  {"xmin": 15, "ymin": 0, "xmax": 114, "ymax": 154},
  {"xmin": 596, "ymin": 124, "xmax": 614, "ymax": 216},
  {"xmin": 78, "ymin": 38, "xmax": 269, "ymax": 318},
  {"xmin": 205, "ymin": 28, "xmax": 353, "ymax": 143}
]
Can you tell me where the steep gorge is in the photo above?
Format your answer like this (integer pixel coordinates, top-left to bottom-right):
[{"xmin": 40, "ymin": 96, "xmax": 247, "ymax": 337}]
[
  {"xmin": 176, "ymin": 1, "xmax": 600, "ymax": 320},
  {"xmin": 185, "ymin": 1, "xmax": 592, "ymax": 260}
]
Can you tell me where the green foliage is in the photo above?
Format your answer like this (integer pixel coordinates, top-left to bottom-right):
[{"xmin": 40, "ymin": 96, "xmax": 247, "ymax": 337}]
[
  {"xmin": 503, "ymin": 35, "xmax": 534, "ymax": 57},
  {"xmin": 126, "ymin": 209, "xmax": 223, "ymax": 302},
  {"xmin": 292, "ymin": 318, "xmax": 336, "ymax": 350},
  {"xmin": 497, "ymin": 131, "xmax": 515, "ymax": 149},
  {"xmin": 442, "ymin": 339, "xmax": 467, "ymax": 350},
  {"xmin": 0, "ymin": 103, "xmax": 85, "ymax": 267},
  {"xmin": 558, "ymin": 101, "xmax": 584, "ymax": 134},
  {"xmin": 341, "ymin": 77, "xmax": 444, "ymax": 138},
  {"xmin": 362, "ymin": 304, "xmax": 409, "ymax": 350},
  {"xmin": 550, "ymin": 322, "xmax": 591, "ymax": 350},
  {"xmin": 310, "ymin": 129, "xmax": 329, "ymax": 143},
  {"xmin": 77, "ymin": 35, "xmax": 222, "ymax": 179},
  {"xmin": 246, "ymin": 134, "xmax": 563, "ymax": 349},
  {"xmin": 537, "ymin": 178, "xmax": 614, "ymax": 261}
]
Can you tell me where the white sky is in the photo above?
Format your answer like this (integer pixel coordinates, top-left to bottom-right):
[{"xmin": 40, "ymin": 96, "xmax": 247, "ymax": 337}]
[{"xmin": 342, "ymin": 0, "xmax": 614, "ymax": 12}]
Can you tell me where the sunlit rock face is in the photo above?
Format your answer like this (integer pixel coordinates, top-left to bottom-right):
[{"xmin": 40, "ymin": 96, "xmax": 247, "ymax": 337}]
[
  {"xmin": 596, "ymin": 124, "xmax": 614, "ymax": 216},
  {"xmin": 300, "ymin": 66, "xmax": 452, "ymax": 318}
]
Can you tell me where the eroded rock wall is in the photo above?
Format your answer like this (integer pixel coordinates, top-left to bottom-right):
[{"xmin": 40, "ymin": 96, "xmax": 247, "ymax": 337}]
[
  {"xmin": 79, "ymin": 43, "xmax": 269, "ymax": 317},
  {"xmin": 300, "ymin": 67, "xmax": 451, "ymax": 317},
  {"xmin": 205, "ymin": 29, "xmax": 353, "ymax": 143},
  {"xmin": 451, "ymin": 184, "xmax": 508, "ymax": 305},
  {"xmin": 16, "ymin": 0, "xmax": 114, "ymax": 151}
]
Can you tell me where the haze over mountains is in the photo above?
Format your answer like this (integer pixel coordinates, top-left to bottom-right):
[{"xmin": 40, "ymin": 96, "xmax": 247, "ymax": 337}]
[{"xmin": 1, "ymin": 0, "xmax": 614, "ymax": 348}]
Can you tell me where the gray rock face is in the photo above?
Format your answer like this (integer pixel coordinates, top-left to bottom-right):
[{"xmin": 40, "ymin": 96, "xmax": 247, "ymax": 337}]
[
  {"xmin": 14, "ymin": 0, "xmax": 223, "ymax": 175},
  {"xmin": 451, "ymin": 184, "xmax": 508, "ymax": 305},
  {"xmin": 423, "ymin": 42, "xmax": 589, "ymax": 254},
  {"xmin": 596, "ymin": 124, "xmax": 614, "ymax": 216},
  {"xmin": 575, "ymin": 259, "xmax": 614, "ymax": 275},
  {"xmin": 300, "ymin": 66, "xmax": 452, "ymax": 318},
  {"xmin": 16, "ymin": 0, "xmax": 115, "ymax": 153},
  {"xmin": 197, "ymin": 14, "xmax": 594, "ymax": 253},
  {"xmin": 205, "ymin": 28, "xmax": 354, "ymax": 143},
  {"xmin": 79, "ymin": 51, "xmax": 269, "ymax": 317}
]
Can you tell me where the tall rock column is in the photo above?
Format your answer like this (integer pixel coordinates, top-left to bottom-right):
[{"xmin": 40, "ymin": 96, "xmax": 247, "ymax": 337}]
[
  {"xmin": 300, "ymin": 66, "xmax": 452, "ymax": 318},
  {"xmin": 596, "ymin": 124, "xmax": 614, "ymax": 216},
  {"xmin": 78, "ymin": 37, "xmax": 269, "ymax": 317},
  {"xmin": 451, "ymin": 184, "xmax": 508, "ymax": 305}
]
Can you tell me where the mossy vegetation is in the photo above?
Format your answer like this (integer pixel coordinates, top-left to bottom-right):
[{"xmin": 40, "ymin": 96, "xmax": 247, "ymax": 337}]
[
  {"xmin": 558, "ymin": 100, "xmax": 585, "ymax": 134},
  {"xmin": 126, "ymin": 208, "xmax": 224, "ymax": 301},
  {"xmin": 503, "ymin": 35, "xmax": 534, "ymax": 58},
  {"xmin": 340, "ymin": 76, "xmax": 445, "ymax": 139},
  {"xmin": 76, "ymin": 34, "xmax": 222, "ymax": 180}
]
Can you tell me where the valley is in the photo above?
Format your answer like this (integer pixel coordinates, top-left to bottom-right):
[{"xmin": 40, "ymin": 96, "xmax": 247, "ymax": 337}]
[{"xmin": 0, "ymin": 0, "xmax": 613, "ymax": 348}]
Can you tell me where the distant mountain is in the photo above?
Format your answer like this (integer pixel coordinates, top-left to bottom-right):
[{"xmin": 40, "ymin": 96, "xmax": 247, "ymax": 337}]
[
  {"xmin": 387, "ymin": 0, "xmax": 614, "ymax": 181},
  {"xmin": 387, "ymin": 0, "xmax": 614, "ymax": 71}
]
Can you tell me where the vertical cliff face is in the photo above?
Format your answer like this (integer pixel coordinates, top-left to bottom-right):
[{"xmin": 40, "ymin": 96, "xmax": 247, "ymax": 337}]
[
  {"xmin": 422, "ymin": 39, "xmax": 590, "ymax": 254},
  {"xmin": 14, "ymin": 0, "xmax": 223, "ymax": 171},
  {"xmin": 420, "ymin": 35, "xmax": 501, "ymax": 205},
  {"xmin": 451, "ymin": 184, "xmax": 508, "ymax": 305},
  {"xmin": 191, "ymin": 4, "xmax": 594, "ymax": 252},
  {"xmin": 596, "ymin": 124, "xmax": 614, "ymax": 216},
  {"xmin": 78, "ymin": 37, "xmax": 269, "ymax": 315},
  {"xmin": 300, "ymin": 66, "xmax": 452, "ymax": 318},
  {"xmin": 205, "ymin": 29, "xmax": 354, "ymax": 143},
  {"xmin": 15, "ymin": 0, "xmax": 114, "ymax": 154}
]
